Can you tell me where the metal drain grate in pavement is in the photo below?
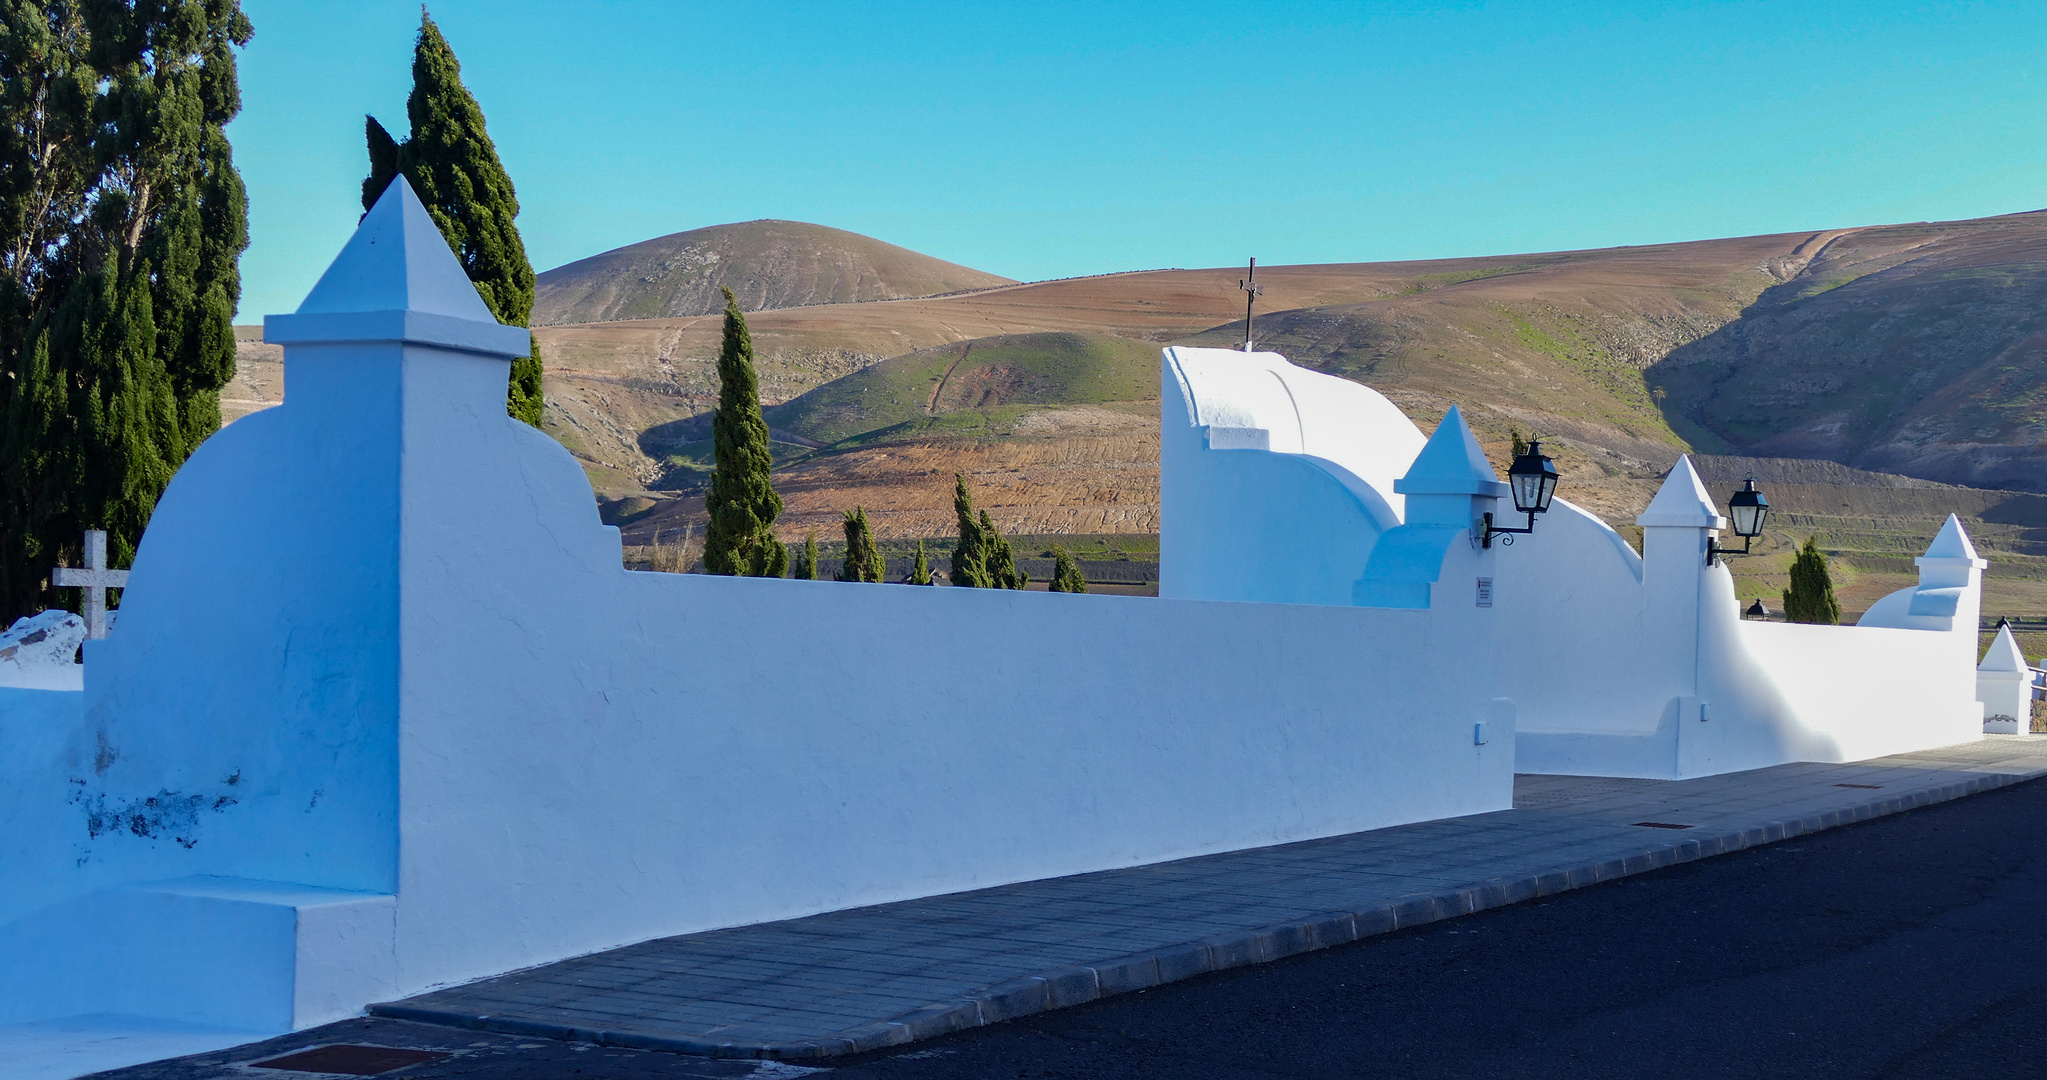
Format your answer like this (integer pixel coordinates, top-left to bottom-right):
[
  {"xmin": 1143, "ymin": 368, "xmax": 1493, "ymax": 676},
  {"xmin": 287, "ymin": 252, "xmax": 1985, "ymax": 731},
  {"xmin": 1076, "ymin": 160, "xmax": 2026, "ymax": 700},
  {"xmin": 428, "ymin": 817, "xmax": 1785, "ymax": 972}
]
[{"xmin": 1630, "ymin": 821, "xmax": 1693, "ymax": 829}]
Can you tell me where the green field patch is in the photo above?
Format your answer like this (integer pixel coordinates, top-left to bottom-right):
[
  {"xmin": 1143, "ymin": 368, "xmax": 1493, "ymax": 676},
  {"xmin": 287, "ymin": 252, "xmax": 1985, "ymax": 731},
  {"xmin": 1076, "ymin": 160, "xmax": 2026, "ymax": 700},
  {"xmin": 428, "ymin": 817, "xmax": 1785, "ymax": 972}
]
[{"xmin": 766, "ymin": 331, "xmax": 1159, "ymax": 447}]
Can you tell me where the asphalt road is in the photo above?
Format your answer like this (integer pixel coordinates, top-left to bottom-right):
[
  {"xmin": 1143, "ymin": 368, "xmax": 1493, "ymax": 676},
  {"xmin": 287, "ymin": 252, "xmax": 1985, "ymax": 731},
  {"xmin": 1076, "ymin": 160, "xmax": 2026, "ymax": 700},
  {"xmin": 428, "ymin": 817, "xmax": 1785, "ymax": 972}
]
[{"xmin": 105, "ymin": 775, "xmax": 2047, "ymax": 1080}]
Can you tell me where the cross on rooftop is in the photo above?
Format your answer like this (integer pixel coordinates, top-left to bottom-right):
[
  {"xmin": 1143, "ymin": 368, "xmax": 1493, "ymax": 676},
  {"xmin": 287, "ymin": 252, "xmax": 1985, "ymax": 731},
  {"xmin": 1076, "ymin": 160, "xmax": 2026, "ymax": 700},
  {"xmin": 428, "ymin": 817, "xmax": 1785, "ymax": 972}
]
[
  {"xmin": 52, "ymin": 529, "xmax": 129, "ymax": 640},
  {"xmin": 1239, "ymin": 257, "xmax": 1262, "ymax": 352}
]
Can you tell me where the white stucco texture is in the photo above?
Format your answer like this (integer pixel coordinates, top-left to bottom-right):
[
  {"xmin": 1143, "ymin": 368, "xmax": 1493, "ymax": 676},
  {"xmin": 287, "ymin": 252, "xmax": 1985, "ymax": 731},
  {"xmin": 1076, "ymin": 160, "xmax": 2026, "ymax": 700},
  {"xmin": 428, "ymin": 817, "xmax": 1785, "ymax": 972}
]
[
  {"xmin": 1978, "ymin": 622, "xmax": 2033, "ymax": 734},
  {"xmin": 0, "ymin": 182, "xmax": 1514, "ymax": 1033},
  {"xmin": 1159, "ymin": 351, "xmax": 1993, "ymax": 780},
  {"xmin": 1160, "ymin": 347, "xmax": 1426, "ymax": 605}
]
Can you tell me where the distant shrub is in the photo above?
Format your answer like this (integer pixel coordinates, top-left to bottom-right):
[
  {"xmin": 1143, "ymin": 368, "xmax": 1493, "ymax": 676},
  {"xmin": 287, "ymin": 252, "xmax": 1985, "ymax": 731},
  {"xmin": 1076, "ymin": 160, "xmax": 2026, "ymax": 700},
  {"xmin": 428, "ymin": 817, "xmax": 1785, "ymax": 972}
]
[
  {"xmin": 1781, "ymin": 536, "xmax": 1840, "ymax": 625},
  {"xmin": 909, "ymin": 539, "xmax": 933, "ymax": 585},
  {"xmin": 1049, "ymin": 545, "xmax": 1088, "ymax": 593},
  {"xmin": 837, "ymin": 508, "xmax": 886, "ymax": 583},
  {"xmin": 794, "ymin": 531, "xmax": 819, "ymax": 580}
]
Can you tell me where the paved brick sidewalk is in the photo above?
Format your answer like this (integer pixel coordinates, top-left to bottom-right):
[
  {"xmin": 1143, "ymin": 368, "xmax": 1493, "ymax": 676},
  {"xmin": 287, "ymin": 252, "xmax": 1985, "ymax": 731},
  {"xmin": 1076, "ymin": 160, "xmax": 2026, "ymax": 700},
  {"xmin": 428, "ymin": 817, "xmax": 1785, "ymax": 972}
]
[{"xmin": 372, "ymin": 737, "xmax": 2047, "ymax": 1060}]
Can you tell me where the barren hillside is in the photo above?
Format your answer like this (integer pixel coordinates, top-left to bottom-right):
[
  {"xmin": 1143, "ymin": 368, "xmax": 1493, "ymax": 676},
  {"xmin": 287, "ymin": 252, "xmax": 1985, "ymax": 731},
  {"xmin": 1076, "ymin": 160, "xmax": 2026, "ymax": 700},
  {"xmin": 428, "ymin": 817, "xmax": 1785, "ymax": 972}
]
[
  {"xmin": 226, "ymin": 207, "xmax": 2047, "ymax": 622},
  {"xmin": 532, "ymin": 219, "xmax": 1015, "ymax": 325}
]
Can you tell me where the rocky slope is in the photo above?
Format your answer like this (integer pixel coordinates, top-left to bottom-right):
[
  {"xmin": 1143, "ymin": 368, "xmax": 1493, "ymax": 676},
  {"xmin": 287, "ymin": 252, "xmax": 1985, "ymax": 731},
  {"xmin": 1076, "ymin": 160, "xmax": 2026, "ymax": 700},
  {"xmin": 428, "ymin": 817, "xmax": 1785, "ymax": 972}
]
[{"xmin": 1648, "ymin": 211, "xmax": 2047, "ymax": 491}]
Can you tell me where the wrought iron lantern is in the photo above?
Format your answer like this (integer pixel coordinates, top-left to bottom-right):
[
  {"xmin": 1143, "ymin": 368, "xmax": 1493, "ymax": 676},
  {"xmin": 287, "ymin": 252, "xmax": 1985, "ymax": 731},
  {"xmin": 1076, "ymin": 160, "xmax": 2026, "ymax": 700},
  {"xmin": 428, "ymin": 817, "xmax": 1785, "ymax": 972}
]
[
  {"xmin": 1706, "ymin": 476, "xmax": 1769, "ymax": 566},
  {"xmin": 1480, "ymin": 439, "xmax": 1561, "ymax": 548}
]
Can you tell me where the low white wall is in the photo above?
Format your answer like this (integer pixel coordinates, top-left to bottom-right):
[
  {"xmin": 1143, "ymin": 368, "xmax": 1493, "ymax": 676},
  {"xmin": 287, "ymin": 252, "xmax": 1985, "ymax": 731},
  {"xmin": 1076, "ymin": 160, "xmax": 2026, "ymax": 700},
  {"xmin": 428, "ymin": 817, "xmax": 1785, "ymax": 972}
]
[
  {"xmin": 388, "ymin": 356, "xmax": 1512, "ymax": 996},
  {"xmin": 1981, "ymin": 672, "xmax": 2031, "ymax": 734},
  {"xmin": 1685, "ymin": 567, "xmax": 1982, "ymax": 775},
  {"xmin": 1493, "ymin": 500, "xmax": 1672, "ymax": 741},
  {"xmin": 0, "ymin": 202, "xmax": 1518, "ymax": 1030}
]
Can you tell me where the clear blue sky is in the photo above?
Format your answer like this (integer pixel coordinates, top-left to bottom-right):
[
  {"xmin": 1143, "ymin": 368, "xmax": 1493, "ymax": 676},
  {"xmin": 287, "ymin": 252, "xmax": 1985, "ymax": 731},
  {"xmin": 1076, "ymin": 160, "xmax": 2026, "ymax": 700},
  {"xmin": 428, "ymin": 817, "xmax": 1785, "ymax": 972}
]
[{"xmin": 230, "ymin": 0, "xmax": 2047, "ymax": 320}]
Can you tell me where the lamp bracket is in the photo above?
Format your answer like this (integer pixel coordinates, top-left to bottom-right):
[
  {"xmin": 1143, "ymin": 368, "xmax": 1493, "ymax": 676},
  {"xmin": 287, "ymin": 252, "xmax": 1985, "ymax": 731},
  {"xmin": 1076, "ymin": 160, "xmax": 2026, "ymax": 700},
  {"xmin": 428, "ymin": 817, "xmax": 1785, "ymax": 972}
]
[
  {"xmin": 1475, "ymin": 510, "xmax": 1536, "ymax": 550},
  {"xmin": 1705, "ymin": 533, "xmax": 1755, "ymax": 567}
]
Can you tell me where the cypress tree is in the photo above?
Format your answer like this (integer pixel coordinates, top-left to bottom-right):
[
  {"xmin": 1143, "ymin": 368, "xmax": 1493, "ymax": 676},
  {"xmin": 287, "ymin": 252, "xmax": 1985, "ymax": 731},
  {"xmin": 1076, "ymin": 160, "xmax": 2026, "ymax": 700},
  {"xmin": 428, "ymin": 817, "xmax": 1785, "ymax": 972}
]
[
  {"xmin": 1049, "ymin": 544, "xmax": 1087, "ymax": 593},
  {"xmin": 1, "ymin": 0, "xmax": 253, "ymax": 625},
  {"xmin": 1781, "ymin": 536, "xmax": 1841, "ymax": 625},
  {"xmin": 362, "ymin": 13, "xmax": 544, "ymax": 427},
  {"xmin": 702, "ymin": 288, "xmax": 786, "ymax": 576},
  {"xmin": 909, "ymin": 539, "xmax": 933, "ymax": 584},
  {"xmin": 836, "ymin": 508, "xmax": 885, "ymax": 583},
  {"xmin": 981, "ymin": 510, "xmax": 1028, "ymax": 590},
  {"xmin": 949, "ymin": 473, "xmax": 990, "ymax": 587},
  {"xmin": 793, "ymin": 530, "xmax": 819, "ymax": 580},
  {"xmin": 947, "ymin": 473, "xmax": 1026, "ymax": 589}
]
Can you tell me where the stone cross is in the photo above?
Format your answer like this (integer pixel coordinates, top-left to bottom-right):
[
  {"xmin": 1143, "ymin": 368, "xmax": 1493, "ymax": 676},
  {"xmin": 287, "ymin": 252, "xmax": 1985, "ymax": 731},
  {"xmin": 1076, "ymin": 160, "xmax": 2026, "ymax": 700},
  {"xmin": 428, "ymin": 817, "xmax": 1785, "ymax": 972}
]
[{"xmin": 52, "ymin": 529, "xmax": 129, "ymax": 639}]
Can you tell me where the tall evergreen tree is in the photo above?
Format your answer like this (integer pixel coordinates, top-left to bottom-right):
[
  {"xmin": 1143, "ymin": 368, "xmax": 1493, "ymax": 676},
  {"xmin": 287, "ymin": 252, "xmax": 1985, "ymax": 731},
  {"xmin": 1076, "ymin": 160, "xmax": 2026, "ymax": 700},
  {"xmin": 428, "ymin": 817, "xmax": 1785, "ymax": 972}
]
[
  {"xmin": 793, "ymin": 530, "xmax": 819, "ymax": 580},
  {"xmin": 1781, "ymin": 536, "xmax": 1841, "ymax": 625},
  {"xmin": 1049, "ymin": 544, "xmax": 1087, "ymax": 593},
  {"xmin": 947, "ymin": 473, "xmax": 1026, "ymax": 589},
  {"xmin": 981, "ymin": 510, "xmax": 1028, "ymax": 590},
  {"xmin": 836, "ymin": 507, "xmax": 885, "ymax": 583},
  {"xmin": 949, "ymin": 473, "xmax": 990, "ymax": 587},
  {"xmin": 701, "ymin": 288, "xmax": 785, "ymax": 576},
  {"xmin": 909, "ymin": 538, "xmax": 932, "ymax": 585},
  {"xmin": 361, "ymin": 13, "xmax": 543, "ymax": 427},
  {"xmin": 1, "ymin": 0, "xmax": 253, "ymax": 625}
]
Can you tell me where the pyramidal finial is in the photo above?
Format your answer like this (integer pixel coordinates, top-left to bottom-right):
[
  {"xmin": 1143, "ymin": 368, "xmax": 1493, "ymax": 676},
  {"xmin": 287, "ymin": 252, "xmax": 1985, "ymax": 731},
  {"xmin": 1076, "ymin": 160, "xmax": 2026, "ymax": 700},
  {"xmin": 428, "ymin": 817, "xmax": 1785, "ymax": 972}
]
[
  {"xmin": 1922, "ymin": 513, "xmax": 1981, "ymax": 561},
  {"xmin": 296, "ymin": 178, "xmax": 497, "ymax": 321},
  {"xmin": 1393, "ymin": 406, "xmax": 1509, "ymax": 497},
  {"xmin": 1980, "ymin": 621, "xmax": 2028, "ymax": 673},
  {"xmin": 1638, "ymin": 456, "xmax": 1726, "ymax": 528},
  {"xmin": 264, "ymin": 178, "xmax": 529, "ymax": 357}
]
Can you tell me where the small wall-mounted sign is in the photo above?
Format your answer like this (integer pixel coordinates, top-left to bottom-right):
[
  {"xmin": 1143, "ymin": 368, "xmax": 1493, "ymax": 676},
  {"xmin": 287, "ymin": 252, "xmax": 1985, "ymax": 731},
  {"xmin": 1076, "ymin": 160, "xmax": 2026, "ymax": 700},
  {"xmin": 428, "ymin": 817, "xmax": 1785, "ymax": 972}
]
[{"xmin": 1476, "ymin": 577, "xmax": 1494, "ymax": 607}]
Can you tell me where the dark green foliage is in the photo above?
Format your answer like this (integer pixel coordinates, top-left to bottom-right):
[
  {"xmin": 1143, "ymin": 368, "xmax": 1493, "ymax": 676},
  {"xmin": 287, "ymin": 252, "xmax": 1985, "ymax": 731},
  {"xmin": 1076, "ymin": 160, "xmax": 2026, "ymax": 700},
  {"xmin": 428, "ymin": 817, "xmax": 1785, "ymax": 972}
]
[
  {"xmin": 361, "ymin": 13, "xmax": 542, "ymax": 426},
  {"xmin": 793, "ymin": 530, "xmax": 819, "ymax": 580},
  {"xmin": 981, "ymin": 511, "xmax": 1027, "ymax": 590},
  {"xmin": 1048, "ymin": 544, "xmax": 1087, "ymax": 593},
  {"xmin": 1510, "ymin": 428, "xmax": 1529, "ymax": 458},
  {"xmin": 1781, "ymin": 536, "xmax": 1841, "ymax": 625},
  {"xmin": 835, "ymin": 508, "xmax": 884, "ymax": 583},
  {"xmin": 702, "ymin": 288, "xmax": 786, "ymax": 576},
  {"xmin": 1, "ymin": 0, "xmax": 253, "ymax": 625},
  {"xmin": 947, "ymin": 473, "xmax": 1027, "ymax": 589},
  {"xmin": 949, "ymin": 473, "xmax": 989, "ymax": 587},
  {"xmin": 909, "ymin": 539, "xmax": 932, "ymax": 585}
]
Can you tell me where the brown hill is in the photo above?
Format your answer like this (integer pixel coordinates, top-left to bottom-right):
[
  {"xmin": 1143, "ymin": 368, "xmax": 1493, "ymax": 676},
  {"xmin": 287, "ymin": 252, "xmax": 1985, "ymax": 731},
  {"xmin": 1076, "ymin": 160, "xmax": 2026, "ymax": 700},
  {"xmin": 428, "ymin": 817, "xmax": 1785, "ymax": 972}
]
[
  {"xmin": 1648, "ymin": 211, "xmax": 2047, "ymax": 490},
  {"xmin": 531, "ymin": 220, "xmax": 1016, "ymax": 325},
  {"xmin": 232, "ymin": 209, "xmax": 2047, "ymax": 604}
]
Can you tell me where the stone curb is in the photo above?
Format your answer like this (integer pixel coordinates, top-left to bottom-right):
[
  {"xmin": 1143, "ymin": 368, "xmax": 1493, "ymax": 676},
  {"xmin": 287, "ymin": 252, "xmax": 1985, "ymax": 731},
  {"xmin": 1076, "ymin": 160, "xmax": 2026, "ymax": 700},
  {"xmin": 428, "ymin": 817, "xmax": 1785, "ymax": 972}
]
[{"xmin": 366, "ymin": 768, "xmax": 2032, "ymax": 1060}]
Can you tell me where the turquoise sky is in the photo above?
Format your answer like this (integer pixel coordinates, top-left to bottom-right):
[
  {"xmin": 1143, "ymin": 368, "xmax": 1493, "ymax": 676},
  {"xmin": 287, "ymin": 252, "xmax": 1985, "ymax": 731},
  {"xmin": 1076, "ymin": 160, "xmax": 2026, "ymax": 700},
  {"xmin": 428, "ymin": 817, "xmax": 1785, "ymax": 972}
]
[{"xmin": 231, "ymin": 1, "xmax": 2047, "ymax": 320}]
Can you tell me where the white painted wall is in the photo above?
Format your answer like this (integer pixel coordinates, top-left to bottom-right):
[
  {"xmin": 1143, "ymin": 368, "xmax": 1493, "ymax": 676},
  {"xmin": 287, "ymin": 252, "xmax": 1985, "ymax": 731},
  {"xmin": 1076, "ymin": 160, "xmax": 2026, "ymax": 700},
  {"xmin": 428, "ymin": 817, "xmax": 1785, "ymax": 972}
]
[
  {"xmin": 1161, "ymin": 348, "xmax": 1425, "ymax": 606},
  {"xmin": 1504, "ymin": 462, "xmax": 1985, "ymax": 777},
  {"xmin": 0, "ymin": 182, "xmax": 1515, "ymax": 1031},
  {"xmin": 1158, "ymin": 352, "xmax": 1993, "ymax": 779}
]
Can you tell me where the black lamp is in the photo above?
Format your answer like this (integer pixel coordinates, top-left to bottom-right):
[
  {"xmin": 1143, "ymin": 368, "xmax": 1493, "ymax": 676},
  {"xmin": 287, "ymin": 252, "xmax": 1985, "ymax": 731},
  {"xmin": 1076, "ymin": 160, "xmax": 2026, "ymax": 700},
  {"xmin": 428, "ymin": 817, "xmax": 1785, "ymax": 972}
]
[
  {"xmin": 1480, "ymin": 439, "xmax": 1561, "ymax": 548},
  {"xmin": 1707, "ymin": 477, "xmax": 1769, "ymax": 566}
]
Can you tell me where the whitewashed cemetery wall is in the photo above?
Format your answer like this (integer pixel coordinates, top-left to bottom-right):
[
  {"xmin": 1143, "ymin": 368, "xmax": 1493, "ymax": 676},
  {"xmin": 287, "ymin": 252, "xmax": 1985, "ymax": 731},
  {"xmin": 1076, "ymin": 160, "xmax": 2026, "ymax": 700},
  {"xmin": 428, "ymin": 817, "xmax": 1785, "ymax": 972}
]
[
  {"xmin": 1160, "ymin": 347, "xmax": 1987, "ymax": 782},
  {"xmin": 0, "ymin": 184, "xmax": 1515, "ymax": 1034}
]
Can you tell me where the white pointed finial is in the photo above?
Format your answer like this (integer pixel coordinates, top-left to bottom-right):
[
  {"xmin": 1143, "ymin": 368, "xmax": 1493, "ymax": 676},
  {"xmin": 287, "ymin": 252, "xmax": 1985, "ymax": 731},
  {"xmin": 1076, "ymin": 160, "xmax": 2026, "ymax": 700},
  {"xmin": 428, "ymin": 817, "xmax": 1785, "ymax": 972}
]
[
  {"xmin": 1981, "ymin": 621, "xmax": 2028, "ymax": 674},
  {"xmin": 263, "ymin": 177, "xmax": 530, "ymax": 358},
  {"xmin": 1922, "ymin": 513, "xmax": 1982, "ymax": 562},
  {"xmin": 1393, "ymin": 406, "xmax": 1509, "ymax": 498},
  {"xmin": 1638, "ymin": 456, "xmax": 1726, "ymax": 529}
]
